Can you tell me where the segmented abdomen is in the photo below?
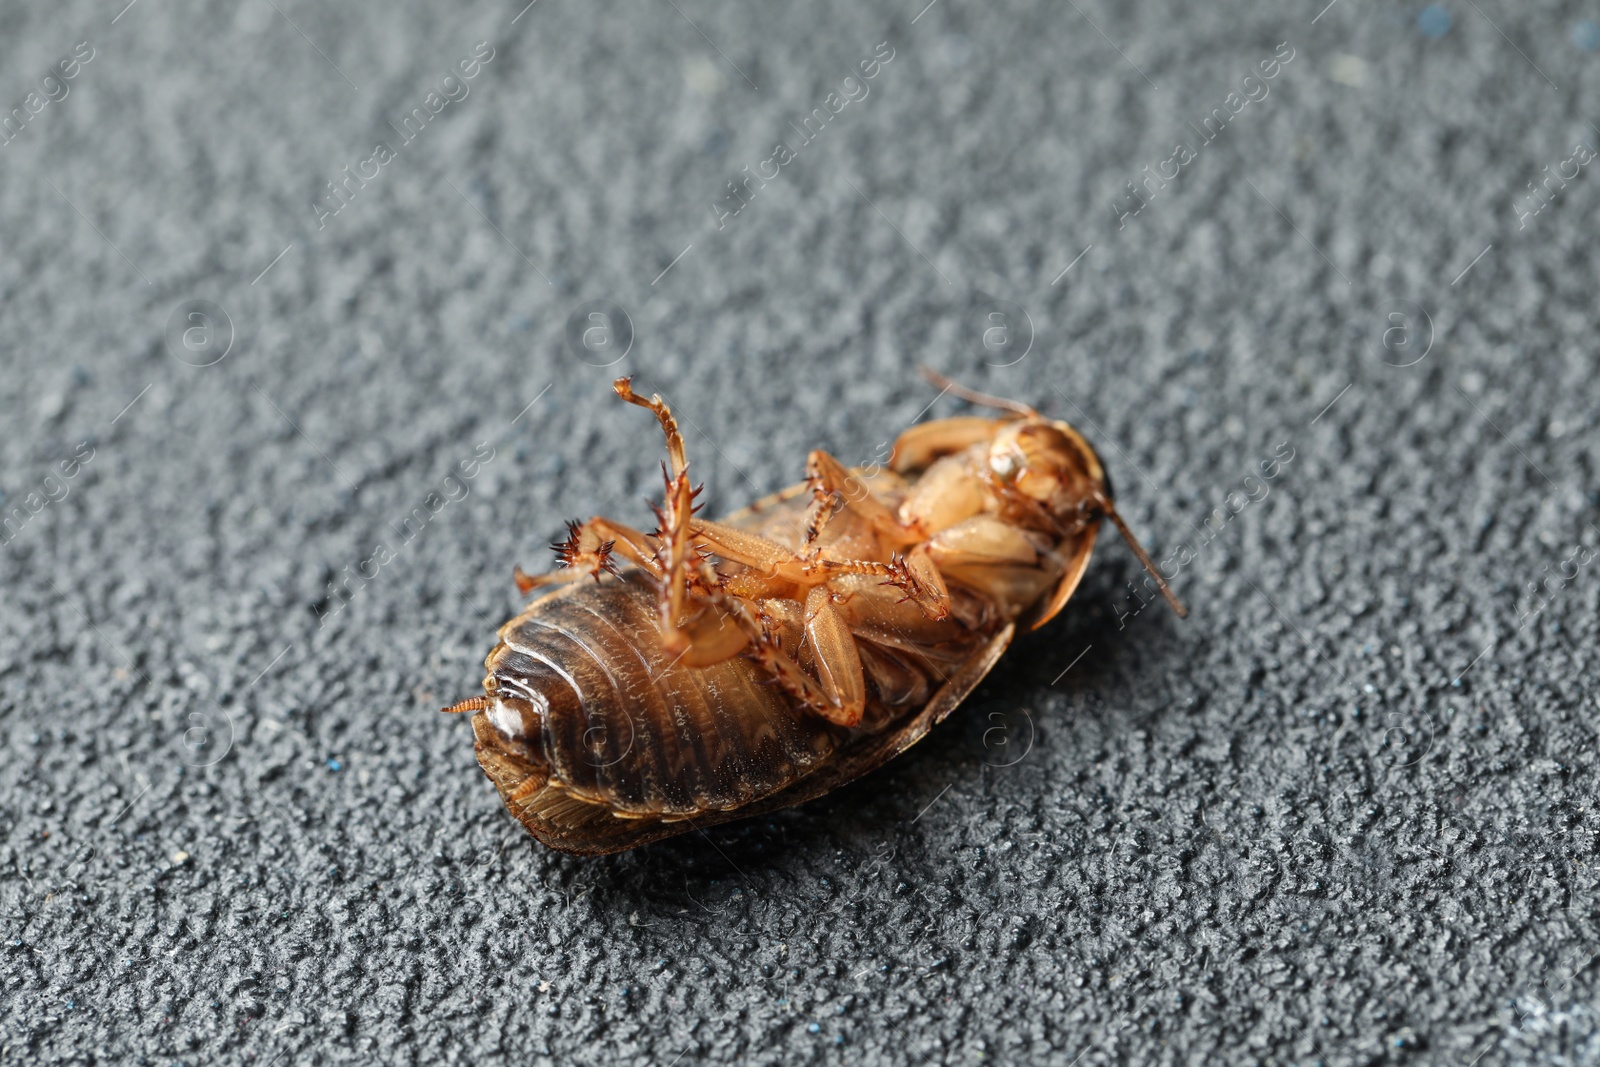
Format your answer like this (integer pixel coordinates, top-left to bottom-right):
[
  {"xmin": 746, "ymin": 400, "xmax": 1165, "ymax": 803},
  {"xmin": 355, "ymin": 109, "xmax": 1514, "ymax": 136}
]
[{"xmin": 487, "ymin": 571, "xmax": 844, "ymax": 816}]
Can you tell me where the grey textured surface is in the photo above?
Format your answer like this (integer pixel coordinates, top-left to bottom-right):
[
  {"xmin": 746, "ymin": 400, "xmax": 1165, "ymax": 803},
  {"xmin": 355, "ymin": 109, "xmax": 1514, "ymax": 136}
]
[{"xmin": 2, "ymin": 0, "xmax": 1598, "ymax": 1063}]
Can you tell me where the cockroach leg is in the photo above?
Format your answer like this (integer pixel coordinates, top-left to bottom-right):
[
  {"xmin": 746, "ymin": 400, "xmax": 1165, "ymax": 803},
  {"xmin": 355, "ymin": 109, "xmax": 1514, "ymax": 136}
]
[
  {"xmin": 801, "ymin": 449, "xmax": 921, "ymax": 552},
  {"xmin": 613, "ymin": 376, "xmax": 688, "ymax": 478},
  {"xmin": 801, "ymin": 488, "xmax": 844, "ymax": 551},
  {"xmin": 690, "ymin": 520, "xmax": 807, "ymax": 581},
  {"xmin": 673, "ymin": 600, "xmax": 753, "ymax": 668},
  {"xmin": 690, "ymin": 514, "xmax": 948, "ymax": 621},
  {"xmin": 892, "ymin": 545, "xmax": 952, "ymax": 620},
  {"xmin": 801, "ymin": 585, "xmax": 866, "ymax": 726},
  {"xmin": 516, "ymin": 516, "xmax": 658, "ymax": 593},
  {"xmin": 814, "ymin": 547, "xmax": 951, "ymax": 621},
  {"xmin": 689, "ymin": 584, "xmax": 862, "ymax": 726},
  {"xmin": 747, "ymin": 622, "xmax": 860, "ymax": 727},
  {"xmin": 614, "ymin": 376, "xmax": 698, "ymax": 651},
  {"xmin": 667, "ymin": 562, "xmax": 756, "ymax": 668}
]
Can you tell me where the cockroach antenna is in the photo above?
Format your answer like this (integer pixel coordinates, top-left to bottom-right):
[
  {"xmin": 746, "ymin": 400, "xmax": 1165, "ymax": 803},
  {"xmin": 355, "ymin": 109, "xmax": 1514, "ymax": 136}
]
[
  {"xmin": 918, "ymin": 366, "xmax": 1039, "ymax": 418},
  {"xmin": 1096, "ymin": 498, "xmax": 1189, "ymax": 619}
]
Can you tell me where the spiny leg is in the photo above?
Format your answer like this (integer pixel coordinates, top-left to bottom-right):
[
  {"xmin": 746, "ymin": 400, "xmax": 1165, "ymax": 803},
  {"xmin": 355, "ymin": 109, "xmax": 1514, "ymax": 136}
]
[
  {"xmin": 514, "ymin": 516, "xmax": 660, "ymax": 593},
  {"xmin": 695, "ymin": 584, "xmax": 866, "ymax": 727},
  {"xmin": 690, "ymin": 519, "xmax": 807, "ymax": 583},
  {"xmin": 614, "ymin": 376, "xmax": 698, "ymax": 650},
  {"xmin": 801, "ymin": 449, "xmax": 923, "ymax": 552},
  {"xmin": 671, "ymin": 559, "xmax": 756, "ymax": 668},
  {"xmin": 610, "ymin": 521, "xmax": 883, "ymax": 726},
  {"xmin": 813, "ymin": 545, "xmax": 950, "ymax": 621},
  {"xmin": 689, "ymin": 518, "xmax": 950, "ymax": 621}
]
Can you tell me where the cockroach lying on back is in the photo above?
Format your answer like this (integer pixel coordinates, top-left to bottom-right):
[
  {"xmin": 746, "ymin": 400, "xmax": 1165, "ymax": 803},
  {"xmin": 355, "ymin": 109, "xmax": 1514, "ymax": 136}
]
[{"xmin": 445, "ymin": 370, "xmax": 1185, "ymax": 855}]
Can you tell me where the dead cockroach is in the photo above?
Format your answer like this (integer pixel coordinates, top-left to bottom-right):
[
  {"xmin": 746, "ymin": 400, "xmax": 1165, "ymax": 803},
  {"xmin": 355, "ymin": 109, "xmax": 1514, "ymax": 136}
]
[{"xmin": 444, "ymin": 370, "xmax": 1185, "ymax": 855}]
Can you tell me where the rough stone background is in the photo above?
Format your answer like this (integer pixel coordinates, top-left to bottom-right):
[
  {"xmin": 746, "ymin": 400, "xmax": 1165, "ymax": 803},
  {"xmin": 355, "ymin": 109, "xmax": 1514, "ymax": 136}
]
[{"xmin": 2, "ymin": 0, "xmax": 1598, "ymax": 1064}]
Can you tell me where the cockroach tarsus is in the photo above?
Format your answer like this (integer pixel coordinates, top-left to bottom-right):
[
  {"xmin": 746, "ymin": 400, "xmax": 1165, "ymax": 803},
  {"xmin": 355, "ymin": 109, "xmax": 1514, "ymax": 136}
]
[{"xmin": 444, "ymin": 368, "xmax": 1186, "ymax": 855}]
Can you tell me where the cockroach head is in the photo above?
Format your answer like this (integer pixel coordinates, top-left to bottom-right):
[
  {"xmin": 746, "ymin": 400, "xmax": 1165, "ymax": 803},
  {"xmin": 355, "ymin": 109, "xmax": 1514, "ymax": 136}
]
[
  {"xmin": 987, "ymin": 418, "xmax": 1186, "ymax": 617},
  {"xmin": 986, "ymin": 419, "xmax": 1107, "ymax": 516}
]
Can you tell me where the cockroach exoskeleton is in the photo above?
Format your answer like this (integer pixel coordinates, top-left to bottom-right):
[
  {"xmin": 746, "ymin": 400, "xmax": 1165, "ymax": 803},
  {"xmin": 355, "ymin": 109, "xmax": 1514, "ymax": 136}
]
[{"xmin": 445, "ymin": 370, "xmax": 1185, "ymax": 855}]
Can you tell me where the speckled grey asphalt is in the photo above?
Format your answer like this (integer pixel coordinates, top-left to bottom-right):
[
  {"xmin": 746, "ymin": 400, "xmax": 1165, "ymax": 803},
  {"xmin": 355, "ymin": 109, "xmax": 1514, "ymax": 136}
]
[{"xmin": 2, "ymin": 1, "xmax": 1598, "ymax": 1064}]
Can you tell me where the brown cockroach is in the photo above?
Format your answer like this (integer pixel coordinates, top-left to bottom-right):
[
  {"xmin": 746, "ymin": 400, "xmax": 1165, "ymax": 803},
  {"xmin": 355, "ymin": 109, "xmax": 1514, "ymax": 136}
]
[{"xmin": 444, "ymin": 370, "xmax": 1185, "ymax": 855}]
